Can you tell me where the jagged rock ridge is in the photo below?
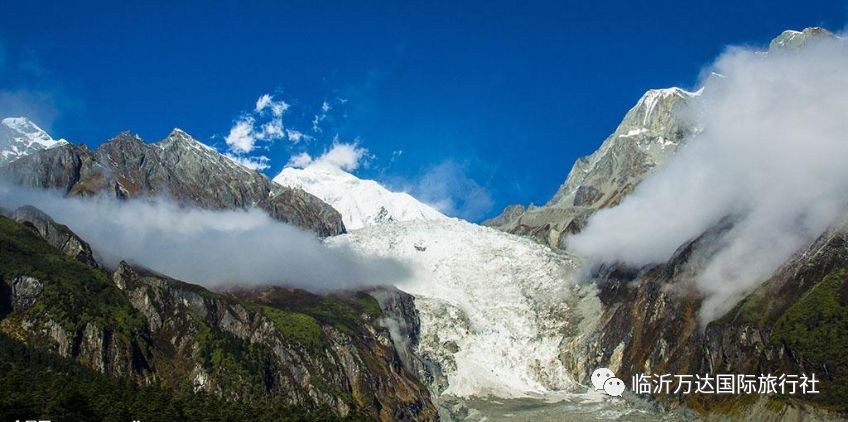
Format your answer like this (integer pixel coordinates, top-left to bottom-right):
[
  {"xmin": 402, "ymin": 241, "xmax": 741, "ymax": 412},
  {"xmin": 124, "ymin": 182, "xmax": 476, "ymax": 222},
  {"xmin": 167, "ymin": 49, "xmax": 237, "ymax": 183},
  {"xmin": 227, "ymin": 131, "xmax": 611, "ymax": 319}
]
[
  {"xmin": 485, "ymin": 86, "xmax": 702, "ymax": 249},
  {"xmin": 0, "ymin": 129, "xmax": 345, "ymax": 236}
]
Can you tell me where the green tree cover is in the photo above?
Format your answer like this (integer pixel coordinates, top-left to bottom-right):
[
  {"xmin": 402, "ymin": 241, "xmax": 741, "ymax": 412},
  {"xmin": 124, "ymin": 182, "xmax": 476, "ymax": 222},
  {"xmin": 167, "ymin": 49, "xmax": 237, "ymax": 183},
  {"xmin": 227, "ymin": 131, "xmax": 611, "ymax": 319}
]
[{"xmin": 0, "ymin": 332, "xmax": 373, "ymax": 421}]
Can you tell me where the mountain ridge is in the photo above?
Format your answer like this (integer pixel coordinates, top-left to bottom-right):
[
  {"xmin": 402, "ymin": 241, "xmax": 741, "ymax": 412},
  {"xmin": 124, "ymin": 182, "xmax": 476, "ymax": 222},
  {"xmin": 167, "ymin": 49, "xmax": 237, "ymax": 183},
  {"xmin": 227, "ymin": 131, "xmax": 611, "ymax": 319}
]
[
  {"xmin": 0, "ymin": 129, "xmax": 346, "ymax": 236},
  {"xmin": 484, "ymin": 26, "xmax": 839, "ymax": 250}
]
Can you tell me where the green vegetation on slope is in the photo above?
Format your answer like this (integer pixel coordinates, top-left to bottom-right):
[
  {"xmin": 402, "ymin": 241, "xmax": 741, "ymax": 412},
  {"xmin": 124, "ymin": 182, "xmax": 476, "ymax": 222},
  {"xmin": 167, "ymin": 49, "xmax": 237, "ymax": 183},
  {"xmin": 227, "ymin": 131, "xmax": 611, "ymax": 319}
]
[
  {"xmin": 0, "ymin": 332, "xmax": 350, "ymax": 421},
  {"xmin": 262, "ymin": 306, "xmax": 323, "ymax": 348},
  {"xmin": 771, "ymin": 268, "xmax": 848, "ymax": 410},
  {"xmin": 250, "ymin": 288, "xmax": 383, "ymax": 337},
  {"xmin": 0, "ymin": 214, "xmax": 425, "ymax": 420},
  {"xmin": 0, "ymin": 216, "xmax": 144, "ymax": 336}
]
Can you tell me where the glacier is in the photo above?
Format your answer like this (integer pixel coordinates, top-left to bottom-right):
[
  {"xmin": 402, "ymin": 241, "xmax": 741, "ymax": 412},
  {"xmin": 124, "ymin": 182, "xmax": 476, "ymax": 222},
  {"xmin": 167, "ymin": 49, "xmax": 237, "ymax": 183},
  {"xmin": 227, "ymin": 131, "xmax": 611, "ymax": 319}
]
[{"xmin": 329, "ymin": 218, "xmax": 585, "ymax": 398}]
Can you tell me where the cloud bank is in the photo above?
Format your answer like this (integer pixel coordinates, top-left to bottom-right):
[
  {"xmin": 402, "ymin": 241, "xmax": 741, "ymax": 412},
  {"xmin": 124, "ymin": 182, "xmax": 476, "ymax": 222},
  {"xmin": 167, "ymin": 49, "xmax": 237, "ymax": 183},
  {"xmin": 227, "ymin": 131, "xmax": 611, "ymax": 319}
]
[
  {"xmin": 567, "ymin": 36, "xmax": 848, "ymax": 322},
  {"xmin": 0, "ymin": 186, "xmax": 410, "ymax": 291}
]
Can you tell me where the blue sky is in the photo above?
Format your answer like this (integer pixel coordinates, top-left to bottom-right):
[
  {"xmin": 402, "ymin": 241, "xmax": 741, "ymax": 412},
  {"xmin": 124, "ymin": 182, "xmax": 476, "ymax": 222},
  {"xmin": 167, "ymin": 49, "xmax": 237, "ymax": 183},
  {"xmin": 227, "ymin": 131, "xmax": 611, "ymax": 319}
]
[{"xmin": 1, "ymin": 1, "xmax": 846, "ymax": 221}]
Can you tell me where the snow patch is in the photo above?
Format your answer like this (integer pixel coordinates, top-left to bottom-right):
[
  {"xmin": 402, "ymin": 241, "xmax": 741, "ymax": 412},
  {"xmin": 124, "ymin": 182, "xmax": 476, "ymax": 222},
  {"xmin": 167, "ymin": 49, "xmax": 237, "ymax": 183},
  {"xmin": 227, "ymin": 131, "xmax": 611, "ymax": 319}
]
[{"xmin": 618, "ymin": 128, "xmax": 648, "ymax": 138}]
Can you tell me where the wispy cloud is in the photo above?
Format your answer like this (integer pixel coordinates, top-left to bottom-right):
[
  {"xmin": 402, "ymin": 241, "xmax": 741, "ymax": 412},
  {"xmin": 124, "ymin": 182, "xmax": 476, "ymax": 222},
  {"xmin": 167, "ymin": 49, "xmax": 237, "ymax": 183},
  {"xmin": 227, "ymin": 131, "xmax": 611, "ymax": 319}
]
[
  {"xmin": 0, "ymin": 41, "xmax": 78, "ymax": 132},
  {"xmin": 409, "ymin": 160, "xmax": 493, "ymax": 221},
  {"xmin": 225, "ymin": 93, "xmax": 291, "ymax": 154},
  {"xmin": 224, "ymin": 153, "xmax": 270, "ymax": 171},
  {"xmin": 286, "ymin": 151, "xmax": 314, "ymax": 168},
  {"xmin": 286, "ymin": 128, "xmax": 312, "ymax": 143},
  {"xmin": 224, "ymin": 116, "xmax": 257, "ymax": 153},
  {"xmin": 223, "ymin": 93, "xmax": 299, "ymax": 168},
  {"xmin": 568, "ymin": 35, "xmax": 848, "ymax": 323}
]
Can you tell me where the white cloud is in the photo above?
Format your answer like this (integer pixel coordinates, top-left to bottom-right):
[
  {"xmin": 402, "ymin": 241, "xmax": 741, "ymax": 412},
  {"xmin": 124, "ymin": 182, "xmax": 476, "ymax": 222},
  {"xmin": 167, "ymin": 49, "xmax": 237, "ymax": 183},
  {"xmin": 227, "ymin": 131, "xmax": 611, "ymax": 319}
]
[
  {"xmin": 0, "ymin": 186, "xmax": 410, "ymax": 291},
  {"xmin": 225, "ymin": 93, "xmax": 294, "ymax": 157},
  {"xmin": 224, "ymin": 92, "xmax": 353, "ymax": 172},
  {"xmin": 286, "ymin": 129, "xmax": 312, "ymax": 143},
  {"xmin": 255, "ymin": 94, "xmax": 272, "ymax": 113},
  {"xmin": 224, "ymin": 117, "xmax": 256, "ymax": 153},
  {"xmin": 314, "ymin": 142, "xmax": 368, "ymax": 171},
  {"xmin": 285, "ymin": 142, "xmax": 368, "ymax": 171},
  {"xmin": 224, "ymin": 153, "xmax": 270, "ymax": 171},
  {"xmin": 567, "ymin": 36, "xmax": 848, "ymax": 323},
  {"xmin": 255, "ymin": 93, "xmax": 289, "ymax": 117},
  {"xmin": 286, "ymin": 152, "xmax": 313, "ymax": 168},
  {"xmin": 259, "ymin": 118, "xmax": 284, "ymax": 140},
  {"xmin": 390, "ymin": 150, "xmax": 403, "ymax": 163}
]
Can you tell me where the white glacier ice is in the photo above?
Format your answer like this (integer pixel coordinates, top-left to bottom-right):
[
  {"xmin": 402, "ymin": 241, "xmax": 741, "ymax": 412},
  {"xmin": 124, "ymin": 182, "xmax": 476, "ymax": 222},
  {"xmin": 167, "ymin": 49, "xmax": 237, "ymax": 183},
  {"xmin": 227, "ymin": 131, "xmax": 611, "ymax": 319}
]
[{"xmin": 329, "ymin": 218, "xmax": 582, "ymax": 398}]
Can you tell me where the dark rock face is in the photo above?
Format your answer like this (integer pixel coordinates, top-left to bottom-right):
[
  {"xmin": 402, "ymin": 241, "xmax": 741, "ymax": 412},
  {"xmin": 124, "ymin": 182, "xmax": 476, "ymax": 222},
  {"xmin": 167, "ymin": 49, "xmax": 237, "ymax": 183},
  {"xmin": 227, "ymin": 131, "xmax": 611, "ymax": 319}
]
[
  {"xmin": 6, "ymin": 205, "xmax": 99, "ymax": 267},
  {"xmin": 564, "ymin": 219, "xmax": 848, "ymax": 416},
  {"xmin": 370, "ymin": 288, "xmax": 450, "ymax": 406},
  {"xmin": 9, "ymin": 275, "xmax": 43, "ymax": 309},
  {"xmin": 573, "ymin": 185, "xmax": 603, "ymax": 207},
  {"xmin": 0, "ymin": 213, "xmax": 435, "ymax": 420},
  {"xmin": 0, "ymin": 129, "xmax": 345, "ymax": 237},
  {"xmin": 225, "ymin": 285, "xmax": 438, "ymax": 420},
  {"xmin": 260, "ymin": 187, "xmax": 345, "ymax": 237},
  {"xmin": 486, "ymin": 87, "xmax": 700, "ymax": 248}
]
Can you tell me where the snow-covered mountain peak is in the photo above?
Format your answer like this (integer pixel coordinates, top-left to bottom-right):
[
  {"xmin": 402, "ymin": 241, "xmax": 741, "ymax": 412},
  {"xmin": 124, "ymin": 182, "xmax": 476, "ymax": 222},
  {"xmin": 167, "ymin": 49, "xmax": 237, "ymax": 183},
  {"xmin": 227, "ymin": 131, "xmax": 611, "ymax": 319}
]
[
  {"xmin": 274, "ymin": 163, "xmax": 446, "ymax": 229},
  {"xmin": 0, "ymin": 117, "xmax": 68, "ymax": 165},
  {"xmin": 769, "ymin": 27, "xmax": 838, "ymax": 51}
]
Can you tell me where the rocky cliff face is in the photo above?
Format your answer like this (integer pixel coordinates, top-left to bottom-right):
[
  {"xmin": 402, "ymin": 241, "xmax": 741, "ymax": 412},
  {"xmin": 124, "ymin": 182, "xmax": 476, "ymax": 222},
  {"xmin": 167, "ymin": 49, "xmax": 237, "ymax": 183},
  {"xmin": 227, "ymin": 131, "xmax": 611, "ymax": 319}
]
[
  {"xmin": 562, "ymin": 217, "xmax": 848, "ymax": 417},
  {"xmin": 485, "ymin": 86, "xmax": 702, "ymax": 249},
  {"xmin": 0, "ymin": 210, "xmax": 435, "ymax": 420},
  {"xmin": 5, "ymin": 205, "xmax": 99, "ymax": 267},
  {"xmin": 0, "ymin": 129, "xmax": 344, "ymax": 236},
  {"xmin": 486, "ymin": 27, "xmax": 841, "ymax": 252},
  {"xmin": 501, "ymin": 27, "xmax": 848, "ymax": 418}
]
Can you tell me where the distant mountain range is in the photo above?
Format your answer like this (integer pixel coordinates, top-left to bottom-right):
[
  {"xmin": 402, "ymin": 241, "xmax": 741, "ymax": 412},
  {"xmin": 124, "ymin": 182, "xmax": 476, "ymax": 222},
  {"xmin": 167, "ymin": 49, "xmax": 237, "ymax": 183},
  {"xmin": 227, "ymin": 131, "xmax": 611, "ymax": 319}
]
[
  {"xmin": 0, "ymin": 119, "xmax": 446, "ymax": 234},
  {"xmin": 0, "ymin": 126, "xmax": 345, "ymax": 236}
]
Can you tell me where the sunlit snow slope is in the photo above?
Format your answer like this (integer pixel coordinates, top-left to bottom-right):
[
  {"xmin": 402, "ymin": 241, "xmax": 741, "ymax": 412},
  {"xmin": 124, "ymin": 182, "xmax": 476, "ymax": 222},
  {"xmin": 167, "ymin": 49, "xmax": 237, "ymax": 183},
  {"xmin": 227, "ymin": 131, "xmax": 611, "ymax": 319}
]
[
  {"xmin": 0, "ymin": 117, "xmax": 67, "ymax": 165},
  {"xmin": 329, "ymin": 218, "xmax": 582, "ymax": 398},
  {"xmin": 274, "ymin": 162, "xmax": 446, "ymax": 229}
]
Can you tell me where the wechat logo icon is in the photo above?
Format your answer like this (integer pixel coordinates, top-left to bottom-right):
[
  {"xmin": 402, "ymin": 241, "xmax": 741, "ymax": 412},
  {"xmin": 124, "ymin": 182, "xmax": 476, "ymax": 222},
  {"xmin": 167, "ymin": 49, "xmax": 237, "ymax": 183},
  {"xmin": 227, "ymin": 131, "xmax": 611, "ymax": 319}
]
[{"xmin": 591, "ymin": 367, "xmax": 625, "ymax": 397}]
